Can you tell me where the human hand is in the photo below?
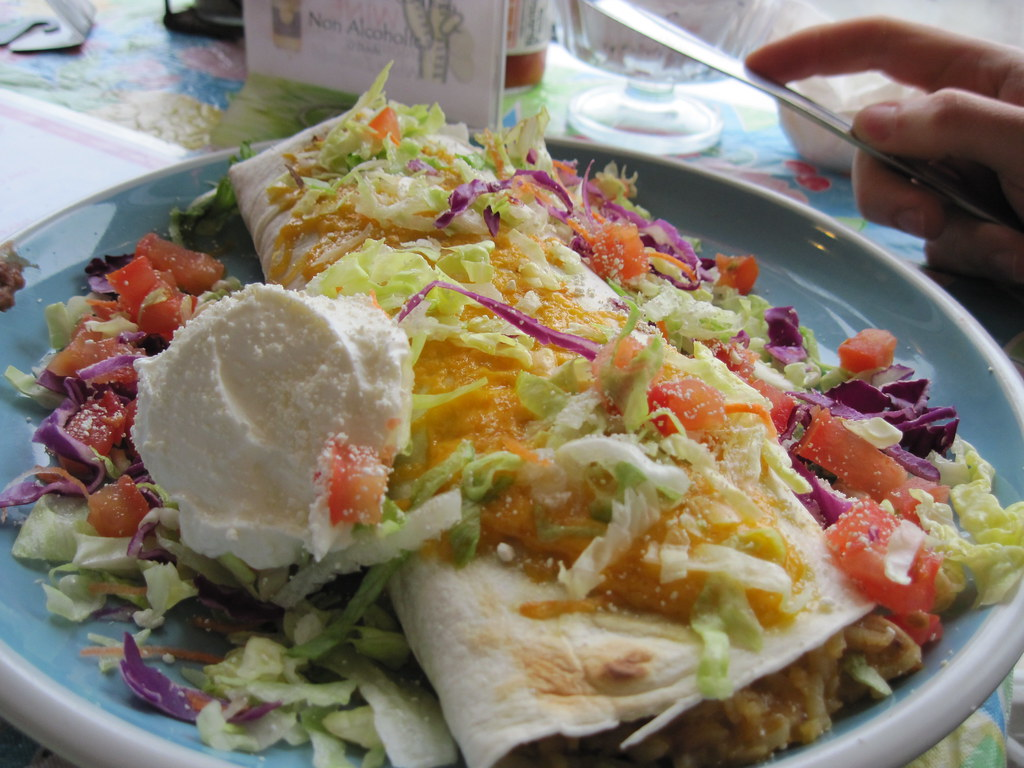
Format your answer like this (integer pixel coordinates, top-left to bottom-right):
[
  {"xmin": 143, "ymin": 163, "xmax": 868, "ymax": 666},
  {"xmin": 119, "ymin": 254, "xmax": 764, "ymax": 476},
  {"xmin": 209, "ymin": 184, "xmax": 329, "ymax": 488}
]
[{"xmin": 746, "ymin": 17, "xmax": 1024, "ymax": 285}]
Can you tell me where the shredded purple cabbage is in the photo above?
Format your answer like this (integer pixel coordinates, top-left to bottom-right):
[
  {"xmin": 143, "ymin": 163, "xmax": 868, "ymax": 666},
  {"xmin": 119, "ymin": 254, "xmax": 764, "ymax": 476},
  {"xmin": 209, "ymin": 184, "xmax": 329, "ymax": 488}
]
[
  {"xmin": 788, "ymin": 368, "xmax": 958, "ymax": 488},
  {"xmin": 483, "ymin": 206, "xmax": 500, "ymax": 237},
  {"xmin": 764, "ymin": 306, "xmax": 807, "ymax": 365},
  {"xmin": 435, "ymin": 178, "xmax": 508, "ymax": 229},
  {"xmin": 791, "ymin": 458, "xmax": 852, "ymax": 526},
  {"xmin": 35, "ymin": 368, "xmax": 65, "ymax": 394},
  {"xmin": 120, "ymin": 632, "xmax": 215, "ymax": 722},
  {"xmin": 77, "ymin": 354, "xmax": 141, "ymax": 382},
  {"xmin": 126, "ymin": 521, "xmax": 174, "ymax": 563},
  {"xmin": 805, "ymin": 375, "xmax": 959, "ymax": 459},
  {"xmin": 884, "ymin": 444, "xmax": 942, "ymax": 482},
  {"xmin": 397, "ymin": 280, "xmax": 602, "ymax": 360},
  {"xmin": 85, "ymin": 253, "xmax": 133, "ymax": 294},
  {"xmin": 33, "ymin": 400, "xmax": 106, "ymax": 491},
  {"xmin": 513, "ymin": 169, "xmax": 574, "ymax": 215},
  {"xmin": 0, "ymin": 473, "xmax": 85, "ymax": 512},
  {"xmin": 406, "ymin": 158, "xmax": 436, "ymax": 174},
  {"xmin": 194, "ymin": 576, "xmax": 285, "ymax": 626},
  {"xmin": 119, "ymin": 633, "xmax": 280, "ymax": 724}
]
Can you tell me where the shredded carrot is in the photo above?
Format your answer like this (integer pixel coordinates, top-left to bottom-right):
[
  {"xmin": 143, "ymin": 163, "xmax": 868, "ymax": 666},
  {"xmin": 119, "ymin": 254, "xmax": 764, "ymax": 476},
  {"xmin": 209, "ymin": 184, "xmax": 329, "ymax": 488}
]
[
  {"xmin": 511, "ymin": 174, "xmax": 553, "ymax": 209},
  {"xmin": 724, "ymin": 401, "xmax": 776, "ymax": 436},
  {"xmin": 650, "ymin": 250, "xmax": 699, "ymax": 283},
  {"xmin": 80, "ymin": 645, "xmax": 224, "ymax": 665},
  {"xmin": 367, "ymin": 289, "xmax": 383, "ymax": 311},
  {"xmin": 567, "ymin": 217, "xmax": 591, "ymax": 243},
  {"xmin": 501, "ymin": 436, "xmax": 550, "ymax": 465},
  {"xmin": 5, "ymin": 465, "xmax": 89, "ymax": 497},
  {"xmin": 552, "ymin": 159, "xmax": 576, "ymax": 176},
  {"xmin": 185, "ymin": 689, "xmax": 214, "ymax": 711}
]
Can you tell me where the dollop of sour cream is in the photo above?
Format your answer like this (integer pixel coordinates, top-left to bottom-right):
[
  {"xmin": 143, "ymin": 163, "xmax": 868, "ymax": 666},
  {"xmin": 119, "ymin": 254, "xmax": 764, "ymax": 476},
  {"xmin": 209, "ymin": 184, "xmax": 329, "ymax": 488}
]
[{"xmin": 133, "ymin": 283, "xmax": 412, "ymax": 569}]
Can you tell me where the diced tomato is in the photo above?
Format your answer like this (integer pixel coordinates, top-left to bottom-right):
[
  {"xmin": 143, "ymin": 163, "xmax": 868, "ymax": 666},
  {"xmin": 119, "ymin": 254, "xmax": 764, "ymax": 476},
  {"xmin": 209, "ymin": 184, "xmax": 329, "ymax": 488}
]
[
  {"xmin": 134, "ymin": 233, "xmax": 224, "ymax": 295},
  {"xmin": 592, "ymin": 334, "xmax": 646, "ymax": 377},
  {"xmin": 107, "ymin": 256, "xmax": 162, "ymax": 319},
  {"xmin": 368, "ymin": 106, "xmax": 401, "ymax": 145},
  {"xmin": 715, "ymin": 254, "xmax": 759, "ymax": 295},
  {"xmin": 825, "ymin": 498, "xmax": 942, "ymax": 614},
  {"xmin": 137, "ymin": 289, "xmax": 193, "ymax": 340},
  {"xmin": 887, "ymin": 477, "xmax": 950, "ymax": 524},
  {"xmin": 648, "ymin": 378, "xmax": 727, "ymax": 434},
  {"xmin": 838, "ymin": 328, "xmax": 898, "ymax": 373},
  {"xmin": 888, "ymin": 611, "xmax": 944, "ymax": 646},
  {"xmin": 796, "ymin": 408, "xmax": 908, "ymax": 502},
  {"xmin": 87, "ymin": 474, "xmax": 151, "ymax": 537},
  {"xmin": 105, "ymin": 254, "xmax": 194, "ymax": 339},
  {"xmin": 591, "ymin": 335, "xmax": 662, "ymax": 418},
  {"xmin": 46, "ymin": 327, "xmax": 138, "ymax": 387},
  {"xmin": 750, "ymin": 378, "xmax": 798, "ymax": 434},
  {"xmin": 64, "ymin": 390, "xmax": 130, "ymax": 456},
  {"xmin": 588, "ymin": 220, "xmax": 650, "ymax": 285},
  {"xmin": 324, "ymin": 442, "xmax": 389, "ymax": 526},
  {"xmin": 708, "ymin": 339, "xmax": 758, "ymax": 380}
]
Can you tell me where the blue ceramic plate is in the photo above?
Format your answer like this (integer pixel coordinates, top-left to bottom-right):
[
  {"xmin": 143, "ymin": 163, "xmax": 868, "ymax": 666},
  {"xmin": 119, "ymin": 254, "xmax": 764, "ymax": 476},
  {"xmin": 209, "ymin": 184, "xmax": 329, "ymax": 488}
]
[{"xmin": 2, "ymin": 141, "xmax": 1023, "ymax": 768}]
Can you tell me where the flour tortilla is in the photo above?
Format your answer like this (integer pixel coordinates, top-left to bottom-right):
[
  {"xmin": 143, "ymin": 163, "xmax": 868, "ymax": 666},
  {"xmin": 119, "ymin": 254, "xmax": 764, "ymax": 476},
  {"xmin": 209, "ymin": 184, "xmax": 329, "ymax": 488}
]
[
  {"xmin": 229, "ymin": 114, "xmax": 481, "ymax": 290},
  {"xmin": 388, "ymin": 479, "xmax": 871, "ymax": 768},
  {"xmin": 228, "ymin": 111, "xmax": 875, "ymax": 768},
  {"xmin": 230, "ymin": 117, "xmax": 344, "ymax": 288}
]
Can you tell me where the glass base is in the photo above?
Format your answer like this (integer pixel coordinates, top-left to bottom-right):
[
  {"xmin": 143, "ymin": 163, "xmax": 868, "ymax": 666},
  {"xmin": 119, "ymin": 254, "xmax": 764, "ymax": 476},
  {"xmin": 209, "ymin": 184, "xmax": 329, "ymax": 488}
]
[{"xmin": 567, "ymin": 81, "xmax": 723, "ymax": 155}]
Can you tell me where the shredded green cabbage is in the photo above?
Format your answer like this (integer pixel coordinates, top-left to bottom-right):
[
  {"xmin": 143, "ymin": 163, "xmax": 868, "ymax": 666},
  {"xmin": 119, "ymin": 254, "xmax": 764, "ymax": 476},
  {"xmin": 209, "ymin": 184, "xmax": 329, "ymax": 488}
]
[{"xmin": 918, "ymin": 438, "xmax": 1024, "ymax": 605}]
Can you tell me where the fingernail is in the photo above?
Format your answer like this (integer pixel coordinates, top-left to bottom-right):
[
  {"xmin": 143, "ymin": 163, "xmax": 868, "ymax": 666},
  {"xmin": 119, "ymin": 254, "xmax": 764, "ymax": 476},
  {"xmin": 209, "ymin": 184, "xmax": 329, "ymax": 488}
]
[
  {"xmin": 894, "ymin": 209, "xmax": 926, "ymax": 238},
  {"xmin": 858, "ymin": 102, "xmax": 899, "ymax": 142}
]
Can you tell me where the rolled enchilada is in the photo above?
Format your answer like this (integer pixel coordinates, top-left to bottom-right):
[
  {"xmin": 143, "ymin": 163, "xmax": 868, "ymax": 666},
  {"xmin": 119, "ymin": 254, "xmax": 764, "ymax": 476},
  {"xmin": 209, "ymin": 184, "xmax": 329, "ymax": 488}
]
[{"xmin": 224, "ymin": 73, "xmax": 925, "ymax": 767}]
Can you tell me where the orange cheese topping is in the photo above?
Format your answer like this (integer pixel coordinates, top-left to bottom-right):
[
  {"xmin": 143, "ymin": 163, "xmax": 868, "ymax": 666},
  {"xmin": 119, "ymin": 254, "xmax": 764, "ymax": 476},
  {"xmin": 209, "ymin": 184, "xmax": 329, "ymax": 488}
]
[{"xmin": 393, "ymin": 328, "xmax": 807, "ymax": 629}]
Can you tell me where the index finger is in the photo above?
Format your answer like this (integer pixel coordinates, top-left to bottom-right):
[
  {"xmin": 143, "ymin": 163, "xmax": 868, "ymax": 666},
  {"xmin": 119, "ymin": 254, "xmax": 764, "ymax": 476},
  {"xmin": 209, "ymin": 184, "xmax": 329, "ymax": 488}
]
[{"xmin": 745, "ymin": 17, "xmax": 1024, "ymax": 103}]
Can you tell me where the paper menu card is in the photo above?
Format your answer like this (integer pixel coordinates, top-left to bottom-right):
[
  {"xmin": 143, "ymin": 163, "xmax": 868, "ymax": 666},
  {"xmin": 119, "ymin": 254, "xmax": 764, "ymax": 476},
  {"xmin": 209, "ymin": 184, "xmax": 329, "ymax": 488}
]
[{"xmin": 241, "ymin": 0, "xmax": 508, "ymax": 131}]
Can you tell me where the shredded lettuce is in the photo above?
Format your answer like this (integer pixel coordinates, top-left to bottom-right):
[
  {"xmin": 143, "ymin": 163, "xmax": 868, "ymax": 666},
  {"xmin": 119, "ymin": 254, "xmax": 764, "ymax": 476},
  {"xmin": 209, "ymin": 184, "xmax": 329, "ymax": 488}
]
[
  {"xmin": 842, "ymin": 653, "xmax": 893, "ymax": 697},
  {"xmin": 661, "ymin": 543, "xmax": 795, "ymax": 613},
  {"xmin": 4, "ymin": 365, "xmax": 65, "ymax": 409},
  {"xmin": 133, "ymin": 561, "xmax": 199, "ymax": 629},
  {"xmin": 11, "ymin": 494, "xmax": 92, "ymax": 562},
  {"xmin": 318, "ymin": 65, "xmax": 393, "ymax": 172},
  {"xmin": 320, "ymin": 647, "xmax": 457, "ymax": 768},
  {"xmin": 196, "ymin": 701, "xmax": 298, "ymax": 754},
  {"xmin": 44, "ymin": 296, "xmax": 91, "ymax": 349},
  {"xmin": 448, "ymin": 499, "xmax": 481, "ymax": 567},
  {"xmin": 404, "ymin": 440, "xmax": 474, "ymax": 509},
  {"xmin": 917, "ymin": 438, "xmax": 1024, "ymax": 605},
  {"xmin": 412, "ymin": 377, "xmax": 487, "ymax": 420},
  {"xmin": 515, "ymin": 371, "xmax": 570, "ymax": 420},
  {"xmin": 462, "ymin": 451, "xmax": 523, "ymax": 503},
  {"xmin": 554, "ymin": 436, "xmax": 690, "ymax": 598},
  {"xmin": 691, "ymin": 574, "xmax": 766, "ymax": 699},
  {"xmin": 43, "ymin": 572, "xmax": 108, "ymax": 622}
]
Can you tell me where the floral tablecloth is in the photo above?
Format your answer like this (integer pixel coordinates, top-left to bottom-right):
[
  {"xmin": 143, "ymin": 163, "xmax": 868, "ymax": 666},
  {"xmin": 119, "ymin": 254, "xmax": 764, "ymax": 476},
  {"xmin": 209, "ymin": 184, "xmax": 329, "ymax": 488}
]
[{"xmin": 0, "ymin": 2, "xmax": 1021, "ymax": 768}]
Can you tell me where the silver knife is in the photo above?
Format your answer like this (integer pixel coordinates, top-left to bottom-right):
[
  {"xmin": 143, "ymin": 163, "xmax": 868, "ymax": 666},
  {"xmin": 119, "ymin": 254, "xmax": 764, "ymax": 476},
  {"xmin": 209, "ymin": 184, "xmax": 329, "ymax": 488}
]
[{"xmin": 584, "ymin": 0, "xmax": 1024, "ymax": 232}]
